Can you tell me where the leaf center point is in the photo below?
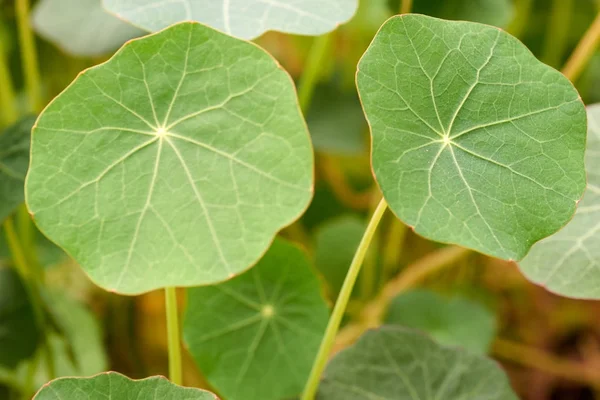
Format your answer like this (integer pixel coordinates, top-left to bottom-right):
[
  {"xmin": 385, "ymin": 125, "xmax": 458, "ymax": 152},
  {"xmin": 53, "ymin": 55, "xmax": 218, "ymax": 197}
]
[
  {"xmin": 155, "ymin": 127, "xmax": 169, "ymax": 138},
  {"xmin": 261, "ymin": 304, "xmax": 275, "ymax": 318},
  {"xmin": 442, "ymin": 135, "xmax": 452, "ymax": 146}
]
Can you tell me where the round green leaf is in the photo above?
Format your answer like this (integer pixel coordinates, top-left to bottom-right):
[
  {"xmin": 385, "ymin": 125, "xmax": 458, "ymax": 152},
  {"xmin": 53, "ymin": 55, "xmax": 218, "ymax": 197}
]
[
  {"xmin": 358, "ymin": 15, "xmax": 586, "ymax": 261},
  {"xmin": 32, "ymin": 0, "xmax": 144, "ymax": 57},
  {"xmin": 184, "ymin": 238, "xmax": 329, "ymax": 400},
  {"xmin": 0, "ymin": 117, "xmax": 35, "ymax": 223},
  {"xmin": 33, "ymin": 372, "xmax": 219, "ymax": 399},
  {"xmin": 102, "ymin": 0, "xmax": 359, "ymax": 40},
  {"xmin": 385, "ymin": 289, "xmax": 497, "ymax": 354},
  {"xmin": 318, "ymin": 326, "xmax": 518, "ymax": 400},
  {"xmin": 519, "ymin": 104, "xmax": 600, "ymax": 298},
  {"xmin": 0, "ymin": 266, "xmax": 40, "ymax": 369},
  {"xmin": 26, "ymin": 22, "xmax": 314, "ymax": 294}
]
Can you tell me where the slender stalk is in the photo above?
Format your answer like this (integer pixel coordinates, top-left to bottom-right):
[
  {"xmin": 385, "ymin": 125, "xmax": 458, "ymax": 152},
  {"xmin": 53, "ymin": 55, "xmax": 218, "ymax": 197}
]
[
  {"xmin": 16, "ymin": 0, "xmax": 43, "ymax": 113},
  {"xmin": 507, "ymin": 0, "xmax": 534, "ymax": 38},
  {"xmin": 165, "ymin": 287, "xmax": 183, "ymax": 385},
  {"xmin": 3, "ymin": 219, "xmax": 55, "ymax": 380},
  {"xmin": 400, "ymin": 0, "xmax": 413, "ymax": 14},
  {"xmin": 301, "ymin": 198, "xmax": 388, "ymax": 400},
  {"xmin": 297, "ymin": 33, "xmax": 333, "ymax": 113},
  {"xmin": 0, "ymin": 44, "xmax": 17, "ymax": 127},
  {"xmin": 562, "ymin": 12, "xmax": 600, "ymax": 82},
  {"xmin": 541, "ymin": 0, "xmax": 573, "ymax": 67}
]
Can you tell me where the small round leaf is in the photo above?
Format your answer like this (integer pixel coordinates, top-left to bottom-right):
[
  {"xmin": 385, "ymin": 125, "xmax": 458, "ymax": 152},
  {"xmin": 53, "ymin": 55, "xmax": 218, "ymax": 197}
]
[
  {"xmin": 184, "ymin": 239, "xmax": 329, "ymax": 400},
  {"xmin": 26, "ymin": 22, "xmax": 314, "ymax": 294},
  {"xmin": 358, "ymin": 15, "xmax": 586, "ymax": 260}
]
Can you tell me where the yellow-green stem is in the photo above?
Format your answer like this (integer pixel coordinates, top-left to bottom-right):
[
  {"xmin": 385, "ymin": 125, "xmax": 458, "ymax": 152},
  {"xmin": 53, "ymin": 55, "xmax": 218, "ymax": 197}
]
[
  {"xmin": 297, "ymin": 33, "xmax": 333, "ymax": 113},
  {"xmin": 400, "ymin": 0, "xmax": 413, "ymax": 14},
  {"xmin": 301, "ymin": 198, "xmax": 388, "ymax": 400},
  {"xmin": 541, "ymin": 0, "xmax": 573, "ymax": 67},
  {"xmin": 165, "ymin": 287, "xmax": 182, "ymax": 385},
  {"xmin": 3, "ymin": 219, "xmax": 55, "ymax": 380},
  {"xmin": 16, "ymin": 0, "xmax": 43, "ymax": 113},
  {"xmin": 562, "ymin": 12, "xmax": 600, "ymax": 82},
  {"xmin": 0, "ymin": 44, "xmax": 17, "ymax": 127}
]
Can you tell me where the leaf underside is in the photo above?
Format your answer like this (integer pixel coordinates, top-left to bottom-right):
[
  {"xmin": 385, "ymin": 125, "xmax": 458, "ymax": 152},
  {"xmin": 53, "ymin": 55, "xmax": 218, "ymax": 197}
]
[
  {"xmin": 519, "ymin": 104, "xmax": 600, "ymax": 298},
  {"xmin": 318, "ymin": 326, "xmax": 518, "ymax": 400},
  {"xmin": 358, "ymin": 15, "xmax": 586, "ymax": 261},
  {"xmin": 102, "ymin": 0, "xmax": 359, "ymax": 40},
  {"xmin": 184, "ymin": 238, "xmax": 329, "ymax": 400},
  {"xmin": 26, "ymin": 22, "xmax": 313, "ymax": 294},
  {"xmin": 33, "ymin": 372, "xmax": 218, "ymax": 399}
]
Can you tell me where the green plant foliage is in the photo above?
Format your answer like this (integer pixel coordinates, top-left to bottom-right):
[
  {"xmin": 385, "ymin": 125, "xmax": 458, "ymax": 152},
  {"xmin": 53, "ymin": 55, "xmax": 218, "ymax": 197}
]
[
  {"xmin": 32, "ymin": 0, "xmax": 143, "ymax": 57},
  {"xmin": 314, "ymin": 215, "xmax": 365, "ymax": 297},
  {"xmin": 26, "ymin": 22, "xmax": 313, "ymax": 294},
  {"xmin": 184, "ymin": 239, "xmax": 329, "ymax": 400},
  {"xmin": 0, "ymin": 117, "xmax": 35, "ymax": 223},
  {"xmin": 318, "ymin": 326, "xmax": 518, "ymax": 399},
  {"xmin": 385, "ymin": 289, "xmax": 497, "ymax": 354},
  {"xmin": 520, "ymin": 104, "xmax": 600, "ymax": 298},
  {"xmin": 358, "ymin": 15, "xmax": 586, "ymax": 261},
  {"xmin": 102, "ymin": 0, "xmax": 359, "ymax": 40},
  {"xmin": 410, "ymin": 0, "xmax": 514, "ymax": 28},
  {"xmin": 0, "ymin": 266, "xmax": 40, "ymax": 369},
  {"xmin": 33, "ymin": 372, "xmax": 219, "ymax": 399}
]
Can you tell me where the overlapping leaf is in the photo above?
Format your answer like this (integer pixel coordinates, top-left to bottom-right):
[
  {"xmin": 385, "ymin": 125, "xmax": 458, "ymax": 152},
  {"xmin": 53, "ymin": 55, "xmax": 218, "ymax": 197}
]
[
  {"xmin": 33, "ymin": 372, "xmax": 218, "ymax": 399},
  {"xmin": 385, "ymin": 289, "xmax": 497, "ymax": 354},
  {"xmin": 0, "ymin": 117, "xmax": 35, "ymax": 223},
  {"xmin": 520, "ymin": 104, "xmax": 600, "ymax": 298},
  {"xmin": 32, "ymin": 0, "xmax": 144, "ymax": 57},
  {"xmin": 318, "ymin": 326, "xmax": 518, "ymax": 399},
  {"xmin": 26, "ymin": 22, "xmax": 314, "ymax": 294},
  {"xmin": 358, "ymin": 15, "xmax": 586, "ymax": 260},
  {"xmin": 103, "ymin": 0, "xmax": 359, "ymax": 40},
  {"xmin": 184, "ymin": 239, "xmax": 329, "ymax": 400}
]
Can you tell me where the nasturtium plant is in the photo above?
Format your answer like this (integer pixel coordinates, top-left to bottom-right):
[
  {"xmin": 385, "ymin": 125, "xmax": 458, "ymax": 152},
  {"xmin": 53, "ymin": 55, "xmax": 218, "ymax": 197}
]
[
  {"xmin": 0, "ymin": 117, "xmax": 35, "ymax": 222},
  {"xmin": 358, "ymin": 14, "xmax": 587, "ymax": 261},
  {"xmin": 26, "ymin": 22, "xmax": 314, "ymax": 294},
  {"xmin": 184, "ymin": 238, "xmax": 329, "ymax": 400},
  {"xmin": 102, "ymin": 0, "xmax": 359, "ymax": 40},
  {"xmin": 33, "ymin": 372, "xmax": 219, "ymax": 399},
  {"xmin": 318, "ymin": 326, "xmax": 518, "ymax": 400},
  {"xmin": 520, "ymin": 104, "xmax": 600, "ymax": 298},
  {"xmin": 32, "ymin": 0, "xmax": 144, "ymax": 57},
  {"xmin": 385, "ymin": 289, "xmax": 497, "ymax": 354},
  {"xmin": 0, "ymin": 266, "xmax": 40, "ymax": 369}
]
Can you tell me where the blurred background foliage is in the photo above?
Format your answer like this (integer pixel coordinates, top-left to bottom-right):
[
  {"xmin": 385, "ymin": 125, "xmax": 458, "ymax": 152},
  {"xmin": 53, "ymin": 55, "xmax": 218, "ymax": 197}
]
[{"xmin": 2, "ymin": 0, "xmax": 600, "ymax": 399}]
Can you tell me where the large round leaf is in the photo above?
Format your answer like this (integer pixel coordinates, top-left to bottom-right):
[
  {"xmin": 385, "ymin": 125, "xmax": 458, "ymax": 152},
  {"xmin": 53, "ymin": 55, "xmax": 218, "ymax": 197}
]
[
  {"xmin": 358, "ymin": 15, "xmax": 586, "ymax": 261},
  {"xmin": 519, "ymin": 104, "xmax": 600, "ymax": 298},
  {"xmin": 32, "ymin": 0, "xmax": 144, "ymax": 57},
  {"xmin": 33, "ymin": 372, "xmax": 218, "ymax": 399},
  {"xmin": 26, "ymin": 22, "xmax": 313, "ymax": 294},
  {"xmin": 0, "ymin": 117, "xmax": 35, "ymax": 223},
  {"xmin": 102, "ymin": 0, "xmax": 359, "ymax": 40},
  {"xmin": 0, "ymin": 266, "xmax": 40, "ymax": 369},
  {"xmin": 318, "ymin": 326, "xmax": 518, "ymax": 400},
  {"xmin": 184, "ymin": 238, "xmax": 329, "ymax": 400}
]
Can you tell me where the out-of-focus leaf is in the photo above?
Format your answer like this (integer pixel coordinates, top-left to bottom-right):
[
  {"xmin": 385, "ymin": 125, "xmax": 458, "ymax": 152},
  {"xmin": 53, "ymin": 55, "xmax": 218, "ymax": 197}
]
[
  {"xmin": 385, "ymin": 289, "xmax": 497, "ymax": 354},
  {"xmin": 33, "ymin": 372, "xmax": 219, "ymax": 399},
  {"xmin": 318, "ymin": 326, "xmax": 518, "ymax": 399},
  {"xmin": 0, "ymin": 117, "xmax": 34, "ymax": 223},
  {"xmin": 32, "ymin": 0, "xmax": 144, "ymax": 57},
  {"xmin": 184, "ymin": 239, "xmax": 329, "ymax": 400},
  {"xmin": 0, "ymin": 266, "xmax": 40, "ymax": 369}
]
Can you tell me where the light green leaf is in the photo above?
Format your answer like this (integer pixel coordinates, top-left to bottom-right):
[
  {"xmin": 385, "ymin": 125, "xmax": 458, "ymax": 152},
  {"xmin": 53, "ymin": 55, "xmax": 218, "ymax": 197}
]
[
  {"xmin": 0, "ymin": 117, "xmax": 35, "ymax": 223},
  {"xmin": 184, "ymin": 238, "xmax": 329, "ymax": 400},
  {"xmin": 519, "ymin": 104, "xmax": 600, "ymax": 298},
  {"xmin": 102, "ymin": 0, "xmax": 359, "ymax": 40},
  {"xmin": 358, "ymin": 15, "xmax": 586, "ymax": 261},
  {"xmin": 32, "ymin": 0, "xmax": 144, "ymax": 57},
  {"xmin": 385, "ymin": 289, "xmax": 497, "ymax": 354},
  {"xmin": 318, "ymin": 326, "xmax": 518, "ymax": 400},
  {"xmin": 0, "ymin": 266, "xmax": 40, "ymax": 369},
  {"xmin": 26, "ymin": 22, "xmax": 313, "ymax": 294},
  {"xmin": 314, "ymin": 215, "xmax": 365, "ymax": 297},
  {"xmin": 33, "ymin": 372, "xmax": 219, "ymax": 399}
]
